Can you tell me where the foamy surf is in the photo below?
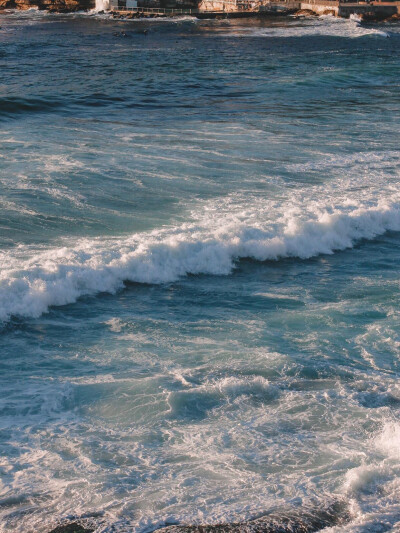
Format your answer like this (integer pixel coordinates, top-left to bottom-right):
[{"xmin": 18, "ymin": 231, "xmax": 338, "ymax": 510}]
[
  {"xmin": 1, "ymin": 187, "xmax": 400, "ymax": 322},
  {"xmin": 339, "ymin": 421, "xmax": 400, "ymax": 532},
  {"xmin": 228, "ymin": 15, "xmax": 391, "ymax": 38}
]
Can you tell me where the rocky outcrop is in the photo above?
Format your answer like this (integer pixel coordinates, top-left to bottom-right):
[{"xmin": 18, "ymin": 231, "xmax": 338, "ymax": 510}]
[
  {"xmin": 293, "ymin": 8, "xmax": 317, "ymax": 16},
  {"xmin": 0, "ymin": 0, "xmax": 93, "ymax": 10},
  {"xmin": 43, "ymin": 0, "xmax": 92, "ymax": 11},
  {"xmin": 48, "ymin": 523, "xmax": 94, "ymax": 533},
  {"xmin": 360, "ymin": 8, "xmax": 398, "ymax": 22},
  {"xmin": 321, "ymin": 8, "xmax": 335, "ymax": 15},
  {"xmin": 50, "ymin": 522, "xmax": 94, "ymax": 533},
  {"xmin": 14, "ymin": 0, "xmax": 41, "ymax": 9}
]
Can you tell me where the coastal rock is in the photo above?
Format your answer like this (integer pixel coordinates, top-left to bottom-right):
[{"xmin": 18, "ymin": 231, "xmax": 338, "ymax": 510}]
[
  {"xmin": 48, "ymin": 523, "xmax": 94, "ymax": 533},
  {"xmin": 0, "ymin": 0, "xmax": 14, "ymax": 8},
  {"xmin": 158, "ymin": 502, "xmax": 348, "ymax": 533},
  {"xmin": 385, "ymin": 12, "xmax": 400, "ymax": 21},
  {"xmin": 14, "ymin": 0, "xmax": 38, "ymax": 8},
  {"xmin": 360, "ymin": 10, "xmax": 395, "ymax": 22},
  {"xmin": 43, "ymin": 0, "xmax": 84, "ymax": 12},
  {"xmin": 293, "ymin": 8, "xmax": 317, "ymax": 17},
  {"xmin": 0, "ymin": 0, "xmax": 93, "ymax": 10}
]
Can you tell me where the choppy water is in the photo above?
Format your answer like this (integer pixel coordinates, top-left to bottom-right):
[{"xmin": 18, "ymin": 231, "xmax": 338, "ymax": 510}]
[{"xmin": 1, "ymin": 10, "xmax": 400, "ymax": 533}]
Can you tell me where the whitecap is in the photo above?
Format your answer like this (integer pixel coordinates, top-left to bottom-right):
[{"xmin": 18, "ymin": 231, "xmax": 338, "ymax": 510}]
[{"xmin": 1, "ymin": 181, "xmax": 400, "ymax": 322}]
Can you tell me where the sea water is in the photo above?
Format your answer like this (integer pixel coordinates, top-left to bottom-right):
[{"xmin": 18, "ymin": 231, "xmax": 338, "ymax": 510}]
[{"xmin": 0, "ymin": 11, "xmax": 400, "ymax": 533}]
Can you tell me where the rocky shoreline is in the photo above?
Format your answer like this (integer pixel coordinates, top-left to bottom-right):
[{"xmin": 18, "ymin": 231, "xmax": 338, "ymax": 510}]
[
  {"xmin": 109, "ymin": 8, "xmax": 400, "ymax": 21},
  {"xmin": 1, "ymin": 0, "xmax": 400, "ymax": 19},
  {"xmin": 293, "ymin": 7, "xmax": 400, "ymax": 21},
  {"xmin": 0, "ymin": 0, "xmax": 92, "ymax": 12}
]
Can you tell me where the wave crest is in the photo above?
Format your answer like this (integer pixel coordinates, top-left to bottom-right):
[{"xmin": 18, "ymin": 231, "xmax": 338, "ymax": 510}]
[{"xmin": 1, "ymin": 194, "xmax": 400, "ymax": 322}]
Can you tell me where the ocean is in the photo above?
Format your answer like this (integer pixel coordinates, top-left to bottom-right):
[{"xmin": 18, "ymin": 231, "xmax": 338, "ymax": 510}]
[{"xmin": 0, "ymin": 10, "xmax": 400, "ymax": 532}]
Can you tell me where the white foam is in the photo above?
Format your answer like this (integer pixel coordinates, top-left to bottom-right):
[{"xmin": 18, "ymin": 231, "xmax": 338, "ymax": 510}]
[
  {"xmin": 226, "ymin": 16, "xmax": 391, "ymax": 39},
  {"xmin": 1, "ymin": 179, "xmax": 400, "ymax": 322},
  {"xmin": 344, "ymin": 463, "xmax": 389, "ymax": 494},
  {"xmin": 374, "ymin": 422, "xmax": 400, "ymax": 461},
  {"xmin": 339, "ymin": 421, "xmax": 400, "ymax": 532},
  {"xmin": 94, "ymin": 0, "xmax": 110, "ymax": 12},
  {"xmin": 105, "ymin": 317, "xmax": 125, "ymax": 332}
]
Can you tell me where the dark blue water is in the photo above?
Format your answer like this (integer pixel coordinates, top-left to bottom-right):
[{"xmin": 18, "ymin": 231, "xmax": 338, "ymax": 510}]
[{"xmin": 1, "ymin": 11, "xmax": 400, "ymax": 532}]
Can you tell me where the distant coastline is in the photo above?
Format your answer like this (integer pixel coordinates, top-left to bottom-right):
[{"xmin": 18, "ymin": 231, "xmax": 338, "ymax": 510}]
[{"xmin": 1, "ymin": 0, "xmax": 400, "ymax": 21}]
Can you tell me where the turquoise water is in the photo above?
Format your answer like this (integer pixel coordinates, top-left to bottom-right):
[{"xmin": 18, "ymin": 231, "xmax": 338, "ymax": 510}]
[{"xmin": 1, "ymin": 11, "xmax": 400, "ymax": 532}]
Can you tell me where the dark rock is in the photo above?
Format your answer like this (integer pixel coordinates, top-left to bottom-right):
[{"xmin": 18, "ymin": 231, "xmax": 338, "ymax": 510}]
[
  {"xmin": 48, "ymin": 523, "xmax": 94, "ymax": 533},
  {"xmin": 157, "ymin": 501, "xmax": 349, "ymax": 533},
  {"xmin": 0, "ymin": 0, "xmax": 94, "ymax": 11},
  {"xmin": 0, "ymin": 0, "xmax": 14, "ymax": 8},
  {"xmin": 360, "ymin": 10, "xmax": 395, "ymax": 22},
  {"xmin": 14, "ymin": 0, "xmax": 40, "ymax": 8},
  {"xmin": 377, "ymin": 12, "xmax": 400, "ymax": 22}
]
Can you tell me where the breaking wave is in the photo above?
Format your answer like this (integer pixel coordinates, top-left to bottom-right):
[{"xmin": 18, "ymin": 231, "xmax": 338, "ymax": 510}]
[
  {"xmin": 230, "ymin": 15, "xmax": 392, "ymax": 39},
  {"xmin": 1, "ymin": 188, "xmax": 400, "ymax": 322}
]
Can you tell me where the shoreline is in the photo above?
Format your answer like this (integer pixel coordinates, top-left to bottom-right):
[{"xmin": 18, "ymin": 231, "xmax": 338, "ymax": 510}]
[
  {"xmin": 1, "ymin": 5, "xmax": 400, "ymax": 20},
  {"xmin": 104, "ymin": 7, "xmax": 400, "ymax": 21}
]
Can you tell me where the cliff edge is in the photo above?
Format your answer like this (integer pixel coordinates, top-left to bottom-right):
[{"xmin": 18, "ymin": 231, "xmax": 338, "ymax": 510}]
[{"xmin": 0, "ymin": 0, "xmax": 94, "ymax": 11}]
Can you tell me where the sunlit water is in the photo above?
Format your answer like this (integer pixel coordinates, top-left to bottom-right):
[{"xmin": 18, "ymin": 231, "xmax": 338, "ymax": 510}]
[{"xmin": 1, "ymin": 11, "xmax": 400, "ymax": 533}]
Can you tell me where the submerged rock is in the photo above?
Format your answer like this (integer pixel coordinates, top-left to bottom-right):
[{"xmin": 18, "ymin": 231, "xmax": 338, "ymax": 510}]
[
  {"xmin": 45, "ymin": 502, "xmax": 348, "ymax": 533},
  {"xmin": 157, "ymin": 502, "xmax": 348, "ymax": 533},
  {"xmin": 48, "ymin": 523, "xmax": 94, "ymax": 533}
]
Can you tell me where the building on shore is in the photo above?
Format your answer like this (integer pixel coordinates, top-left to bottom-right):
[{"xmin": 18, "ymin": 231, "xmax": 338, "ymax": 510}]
[{"xmin": 110, "ymin": 0, "xmax": 400, "ymax": 19}]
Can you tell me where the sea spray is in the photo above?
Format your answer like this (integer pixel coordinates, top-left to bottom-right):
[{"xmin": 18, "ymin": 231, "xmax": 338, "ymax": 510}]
[{"xmin": 94, "ymin": 0, "xmax": 110, "ymax": 11}]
